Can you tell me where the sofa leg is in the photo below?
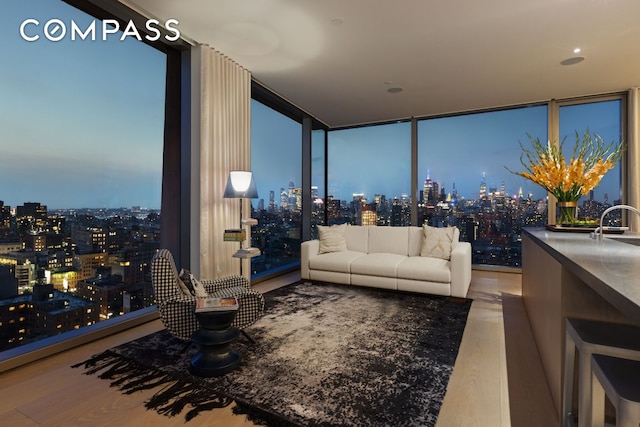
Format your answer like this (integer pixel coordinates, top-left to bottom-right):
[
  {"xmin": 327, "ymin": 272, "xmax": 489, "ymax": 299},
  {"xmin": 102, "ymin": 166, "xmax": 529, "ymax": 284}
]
[{"xmin": 448, "ymin": 296, "xmax": 468, "ymax": 303}]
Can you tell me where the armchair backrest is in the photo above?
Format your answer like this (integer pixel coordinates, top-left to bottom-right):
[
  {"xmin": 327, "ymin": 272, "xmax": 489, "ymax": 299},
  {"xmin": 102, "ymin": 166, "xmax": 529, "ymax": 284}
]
[{"xmin": 151, "ymin": 249, "xmax": 185, "ymax": 304}]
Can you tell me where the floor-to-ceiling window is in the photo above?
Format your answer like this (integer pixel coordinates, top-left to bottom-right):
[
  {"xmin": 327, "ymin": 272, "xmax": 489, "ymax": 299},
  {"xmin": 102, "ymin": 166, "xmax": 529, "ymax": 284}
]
[
  {"xmin": 250, "ymin": 99, "xmax": 302, "ymax": 278},
  {"xmin": 315, "ymin": 97, "xmax": 625, "ymax": 268},
  {"xmin": 327, "ymin": 121, "xmax": 412, "ymax": 226},
  {"xmin": 0, "ymin": 0, "xmax": 166, "ymax": 352},
  {"xmin": 558, "ymin": 99, "xmax": 623, "ymax": 224},
  {"xmin": 417, "ymin": 106, "xmax": 548, "ymax": 267}
]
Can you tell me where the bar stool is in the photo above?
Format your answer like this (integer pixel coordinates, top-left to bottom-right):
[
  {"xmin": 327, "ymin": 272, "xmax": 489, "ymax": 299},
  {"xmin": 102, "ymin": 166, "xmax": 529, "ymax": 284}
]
[
  {"xmin": 591, "ymin": 354, "xmax": 640, "ymax": 427},
  {"xmin": 563, "ymin": 318, "xmax": 640, "ymax": 427}
]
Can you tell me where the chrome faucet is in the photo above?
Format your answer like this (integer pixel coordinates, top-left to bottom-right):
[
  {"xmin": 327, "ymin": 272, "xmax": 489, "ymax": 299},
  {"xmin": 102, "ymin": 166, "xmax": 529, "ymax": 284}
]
[{"xmin": 592, "ymin": 204, "xmax": 640, "ymax": 240}]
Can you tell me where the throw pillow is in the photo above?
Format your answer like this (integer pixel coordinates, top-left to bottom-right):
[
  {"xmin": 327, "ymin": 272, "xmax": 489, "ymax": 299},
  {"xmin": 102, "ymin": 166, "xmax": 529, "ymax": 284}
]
[
  {"xmin": 190, "ymin": 275, "xmax": 208, "ymax": 298},
  {"xmin": 318, "ymin": 224, "xmax": 348, "ymax": 254},
  {"xmin": 178, "ymin": 269, "xmax": 208, "ymax": 297},
  {"xmin": 178, "ymin": 268, "xmax": 196, "ymax": 295},
  {"xmin": 421, "ymin": 225, "xmax": 456, "ymax": 260}
]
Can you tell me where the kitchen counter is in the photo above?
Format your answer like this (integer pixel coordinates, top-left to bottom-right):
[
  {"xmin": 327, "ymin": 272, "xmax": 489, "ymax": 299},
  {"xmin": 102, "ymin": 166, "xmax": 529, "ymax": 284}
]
[
  {"xmin": 521, "ymin": 228, "xmax": 640, "ymax": 421},
  {"xmin": 523, "ymin": 228, "xmax": 640, "ymax": 324}
]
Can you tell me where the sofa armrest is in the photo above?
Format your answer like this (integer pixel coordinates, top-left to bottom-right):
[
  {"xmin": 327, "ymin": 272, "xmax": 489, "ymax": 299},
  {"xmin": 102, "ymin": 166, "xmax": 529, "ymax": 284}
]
[
  {"xmin": 450, "ymin": 241, "xmax": 472, "ymax": 298},
  {"xmin": 301, "ymin": 239, "xmax": 320, "ymax": 279},
  {"xmin": 201, "ymin": 275, "xmax": 250, "ymax": 292}
]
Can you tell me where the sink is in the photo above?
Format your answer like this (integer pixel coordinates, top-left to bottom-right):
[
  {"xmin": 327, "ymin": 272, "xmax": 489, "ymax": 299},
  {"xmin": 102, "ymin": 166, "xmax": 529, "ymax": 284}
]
[{"xmin": 605, "ymin": 237, "xmax": 640, "ymax": 247}]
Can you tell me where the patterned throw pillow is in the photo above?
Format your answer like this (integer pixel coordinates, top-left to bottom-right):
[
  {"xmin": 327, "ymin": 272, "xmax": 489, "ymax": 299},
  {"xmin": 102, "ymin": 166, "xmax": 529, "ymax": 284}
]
[
  {"xmin": 420, "ymin": 225, "xmax": 455, "ymax": 260},
  {"xmin": 178, "ymin": 269, "xmax": 196, "ymax": 295},
  {"xmin": 318, "ymin": 224, "xmax": 348, "ymax": 254},
  {"xmin": 178, "ymin": 269, "xmax": 208, "ymax": 297}
]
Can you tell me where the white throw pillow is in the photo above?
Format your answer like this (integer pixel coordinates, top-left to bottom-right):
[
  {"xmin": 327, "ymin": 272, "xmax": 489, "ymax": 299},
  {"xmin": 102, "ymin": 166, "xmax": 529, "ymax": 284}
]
[
  {"xmin": 190, "ymin": 274, "xmax": 208, "ymax": 298},
  {"xmin": 421, "ymin": 225, "xmax": 456, "ymax": 260},
  {"xmin": 318, "ymin": 224, "xmax": 348, "ymax": 254}
]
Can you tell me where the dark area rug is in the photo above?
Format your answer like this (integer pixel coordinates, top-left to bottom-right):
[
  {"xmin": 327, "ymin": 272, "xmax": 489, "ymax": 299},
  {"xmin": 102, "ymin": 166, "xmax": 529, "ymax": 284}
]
[{"xmin": 73, "ymin": 281, "xmax": 472, "ymax": 426}]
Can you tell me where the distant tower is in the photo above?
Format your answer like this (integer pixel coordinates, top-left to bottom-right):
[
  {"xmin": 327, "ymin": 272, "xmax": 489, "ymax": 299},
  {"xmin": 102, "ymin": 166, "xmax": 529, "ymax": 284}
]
[
  {"xmin": 423, "ymin": 169, "xmax": 439, "ymax": 205},
  {"xmin": 269, "ymin": 190, "xmax": 275, "ymax": 212},
  {"xmin": 0, "ymin": 200, "xmax": 10, "ymax": 229},
  {"xmin": 479, "ymin": 173, "xmax": 487, "ymax": 199},
  {"xmin": 423, "ymin": 169, "xmax": 433, "ymax": 203},
  {"xmin": 288, "ymin": 181, "xmax": 296, "ymax": 208},
  {"xmin": 451, "ymin": 182, "xmax": 459, "ymax": 203}
]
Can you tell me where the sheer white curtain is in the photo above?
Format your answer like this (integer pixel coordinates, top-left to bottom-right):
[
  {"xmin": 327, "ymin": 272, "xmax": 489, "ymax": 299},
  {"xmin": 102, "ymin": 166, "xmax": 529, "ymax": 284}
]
[
  {"xmin": 195, "ymin": 44, "xmax": 251, "ymax": 280},
  {"xmin": 628, "ymin": 88, "xmax": 640, "ymax": 231}
]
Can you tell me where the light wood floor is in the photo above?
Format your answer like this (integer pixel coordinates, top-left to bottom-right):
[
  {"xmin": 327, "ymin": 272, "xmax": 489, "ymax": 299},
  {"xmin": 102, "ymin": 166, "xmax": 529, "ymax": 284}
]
[{"xmin": 0, "ymin": 270, "xmax": 557, "ymax": 426}]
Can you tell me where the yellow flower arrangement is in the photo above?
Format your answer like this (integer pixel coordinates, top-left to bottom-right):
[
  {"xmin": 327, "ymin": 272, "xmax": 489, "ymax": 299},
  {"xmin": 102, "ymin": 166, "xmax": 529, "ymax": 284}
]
[{"xmin": 508, "ymin": 129, "xmax": 624, "ymax": 224}]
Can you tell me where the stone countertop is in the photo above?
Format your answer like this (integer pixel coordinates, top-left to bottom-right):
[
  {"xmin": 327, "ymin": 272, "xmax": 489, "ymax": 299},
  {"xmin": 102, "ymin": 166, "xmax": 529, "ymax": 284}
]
[{"xmin": 523, "ymin": 228, "xmax": 640, "ymax": 324}]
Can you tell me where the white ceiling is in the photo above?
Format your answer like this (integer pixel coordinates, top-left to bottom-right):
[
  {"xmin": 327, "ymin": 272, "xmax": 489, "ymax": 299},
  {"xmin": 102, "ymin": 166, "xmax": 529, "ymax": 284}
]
[{"xmin": 124, "ymin": 0, "xmax": 640, "ymax": 128}]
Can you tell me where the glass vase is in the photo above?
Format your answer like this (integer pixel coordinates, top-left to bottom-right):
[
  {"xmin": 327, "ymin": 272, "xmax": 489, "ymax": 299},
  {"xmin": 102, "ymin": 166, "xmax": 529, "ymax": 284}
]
[{"xmin": 557, "ymin": 201, "xmax": 578, "ymax": 225}]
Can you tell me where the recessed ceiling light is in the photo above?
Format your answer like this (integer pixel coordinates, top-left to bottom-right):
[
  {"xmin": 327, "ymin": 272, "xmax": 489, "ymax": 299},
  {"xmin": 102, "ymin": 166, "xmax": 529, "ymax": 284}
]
[
  {"xmin": 387, "ymin": 87, "xmax": 403, "ymax": 94},
  {"xmin": 573, "ymin": 47, "xmax": 581, "ymax": 54},
  {"xmin": 561, "ymin": 56, "xmax": 586, "ymax": 66}
]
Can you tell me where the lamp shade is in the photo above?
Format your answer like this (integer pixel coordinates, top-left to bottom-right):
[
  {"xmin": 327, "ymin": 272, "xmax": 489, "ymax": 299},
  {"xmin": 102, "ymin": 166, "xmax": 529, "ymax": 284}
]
[{"xmin": 224, "ymin": 171, "xmax": 258, "ymax": 198}]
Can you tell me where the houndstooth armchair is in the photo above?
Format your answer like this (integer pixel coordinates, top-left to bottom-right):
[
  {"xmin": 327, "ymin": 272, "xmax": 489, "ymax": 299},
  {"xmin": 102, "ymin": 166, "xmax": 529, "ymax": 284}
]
[{"xmin": 151, "ymin": 249, "xmax": 265, "ymax": 341}]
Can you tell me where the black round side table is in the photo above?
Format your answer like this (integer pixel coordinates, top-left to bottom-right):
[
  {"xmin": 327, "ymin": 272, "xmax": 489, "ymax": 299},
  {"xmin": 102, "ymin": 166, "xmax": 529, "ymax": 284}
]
[{"xmin": 189, "ymin": 310, "xmax": 241, "ymax": 377}]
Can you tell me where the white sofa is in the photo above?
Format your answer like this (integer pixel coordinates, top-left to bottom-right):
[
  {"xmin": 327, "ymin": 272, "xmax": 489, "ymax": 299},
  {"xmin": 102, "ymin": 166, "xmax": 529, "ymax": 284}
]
[{"xmin": 301, "ymin": 225, "xmax": 472, "ymax": 298}]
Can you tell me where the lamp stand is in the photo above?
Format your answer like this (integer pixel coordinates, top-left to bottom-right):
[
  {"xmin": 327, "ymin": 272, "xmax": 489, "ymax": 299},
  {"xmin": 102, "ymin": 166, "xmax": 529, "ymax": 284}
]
[{"xmin": 238, "ymin": 198, "xmax": 244, "ymax": 275}]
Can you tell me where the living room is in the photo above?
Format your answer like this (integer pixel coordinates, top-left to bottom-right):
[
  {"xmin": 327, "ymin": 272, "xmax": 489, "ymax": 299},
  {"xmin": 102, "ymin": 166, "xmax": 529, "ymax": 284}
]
[{"xmin": 1, "ymin": 0, "xmax": 640, "ymax": 426}]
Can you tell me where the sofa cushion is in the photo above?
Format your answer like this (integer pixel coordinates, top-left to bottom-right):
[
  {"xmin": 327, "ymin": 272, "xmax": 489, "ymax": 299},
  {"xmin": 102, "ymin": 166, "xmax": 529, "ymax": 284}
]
[
  {"xmin": 421, "ymin": 225, "xmax": 455, "ymax": 260},
  {"xmin": 350, "ymin": 253, "xmax": 407, "ymax": 278},
  {"xmin": 397, "ymin": 257, "xmax": 451, "ymax": 283},
  {"xmin": 318, "ymin": 224, "xmax": 348, "ymax": 254},
  {"xmin": 345, "ymin": 225, "xmax": 369, "ymax": 253},
  {"xmin": 309, "ymin": 250, "xmax": 366, "ymax": 273},
  {"xmin": 368, "ymin": 226, "xmax": 409, "ymax": 255},
  {"xmin": 408, "ymin": 226, "xmax": 423, "ymax": 257}
]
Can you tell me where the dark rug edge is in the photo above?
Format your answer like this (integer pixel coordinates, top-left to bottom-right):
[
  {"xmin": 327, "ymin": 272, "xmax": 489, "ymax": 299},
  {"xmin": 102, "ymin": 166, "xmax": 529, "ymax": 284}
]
[
  {"xmin": 71, "ymin": 346, "xmax": 304, "ymax": 425},
  {"xmin": 70, "ymin": 348, "xmax": 238, "ymax": 421}
]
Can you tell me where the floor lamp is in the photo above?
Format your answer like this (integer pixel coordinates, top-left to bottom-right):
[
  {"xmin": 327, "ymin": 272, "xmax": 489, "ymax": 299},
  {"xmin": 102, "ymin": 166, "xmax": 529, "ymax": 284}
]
[{"xmin": 224, "ymin": 171, "xmax": 258, "ymax": 276}]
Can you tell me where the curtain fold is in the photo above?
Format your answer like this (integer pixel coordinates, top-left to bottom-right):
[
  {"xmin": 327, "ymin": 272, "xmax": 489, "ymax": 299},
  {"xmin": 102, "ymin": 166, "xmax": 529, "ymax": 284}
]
[
  {"xmin": 197, "ymin": 45, "xmax": 251, "ymax": 280},
  {"xmin": 628, "ymin": 88, "xmax": 640, "ymax": 231}
]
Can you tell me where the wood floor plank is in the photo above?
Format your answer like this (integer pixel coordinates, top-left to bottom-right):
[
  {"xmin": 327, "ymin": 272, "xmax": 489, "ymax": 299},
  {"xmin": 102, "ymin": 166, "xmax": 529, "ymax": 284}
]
[
  {"xmin": 437, "ymin": 305, "xmax": 504, "ymax": 426},
  {"xmin": 0, "ymin": 408, "xmax": 40, "ymax": 426}
]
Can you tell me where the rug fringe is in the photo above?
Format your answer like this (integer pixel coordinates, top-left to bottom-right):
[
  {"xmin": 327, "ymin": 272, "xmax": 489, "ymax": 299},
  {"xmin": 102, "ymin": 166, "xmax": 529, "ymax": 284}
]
[
  {"xmin": 232, "ymin": 401, "xmax": 299, "ymax": 427},
  {"xmin": 72, "ymin": 350, "xmax": 233, "ymax": 420}
]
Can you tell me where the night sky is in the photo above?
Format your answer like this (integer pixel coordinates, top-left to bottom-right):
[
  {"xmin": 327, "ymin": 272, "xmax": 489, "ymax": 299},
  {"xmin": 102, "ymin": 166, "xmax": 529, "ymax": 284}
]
[{"xmin": 1, "ymin": 1, "xmax": 623, "ymax": 211}]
